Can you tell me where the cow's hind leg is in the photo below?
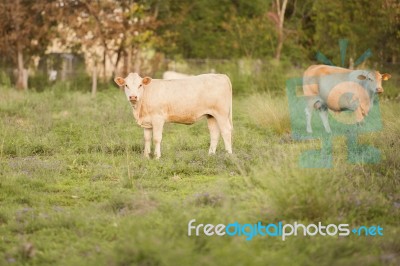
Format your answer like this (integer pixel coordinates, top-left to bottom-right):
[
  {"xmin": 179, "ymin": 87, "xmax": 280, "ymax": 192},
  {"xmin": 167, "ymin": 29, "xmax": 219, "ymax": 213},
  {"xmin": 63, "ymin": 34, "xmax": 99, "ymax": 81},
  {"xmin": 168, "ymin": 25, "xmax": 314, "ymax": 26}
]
[
  {"xmin": 207, "ymin": 115, "xmax": 220, "ymax": 154},
  {"xmin": 354, "ymin": 106, "xmax": 364, "ymax": 123},
  {"xmin": 319, "ymin": 109, "xmax": 332, "ymax": 133},
  {"xmin": 305, "ymin": 105, "xmax": 313, "ymax": 133},
  {"xmin": 215, "ymin": 115, "xmax": 232, "ymax": 154},
  {"xmin": 144, "ymin": 128, "xmax": 152, "ymax": 158}
]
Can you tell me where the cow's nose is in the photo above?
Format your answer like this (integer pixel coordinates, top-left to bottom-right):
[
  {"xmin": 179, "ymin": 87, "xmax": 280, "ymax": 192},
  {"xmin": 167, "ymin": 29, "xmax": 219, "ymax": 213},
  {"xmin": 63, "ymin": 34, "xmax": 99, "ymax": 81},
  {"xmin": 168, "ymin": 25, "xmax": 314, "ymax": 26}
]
[
  {"xmin": 376, "ymin": 88, "xmax": 384, "ymax": 93},
  {"xmin": 129, "ymin": 95, "xmax": 137, "ymax": 101}
]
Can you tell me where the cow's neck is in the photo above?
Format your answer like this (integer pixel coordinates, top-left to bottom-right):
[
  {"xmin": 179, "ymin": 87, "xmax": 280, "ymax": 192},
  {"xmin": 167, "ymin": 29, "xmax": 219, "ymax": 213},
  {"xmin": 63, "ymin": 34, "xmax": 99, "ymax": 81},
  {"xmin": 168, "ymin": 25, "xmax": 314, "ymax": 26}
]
[
  {"xmin": 131, "ymin": 100, "xmax": 144, "ymax": 126},
  {"xmin": 369, "ymin": 92, "xmax": 375, "ymax": 108},
  {"xmin": 130, "ymin": 88, "xmax": 148, "ymax": 128}
]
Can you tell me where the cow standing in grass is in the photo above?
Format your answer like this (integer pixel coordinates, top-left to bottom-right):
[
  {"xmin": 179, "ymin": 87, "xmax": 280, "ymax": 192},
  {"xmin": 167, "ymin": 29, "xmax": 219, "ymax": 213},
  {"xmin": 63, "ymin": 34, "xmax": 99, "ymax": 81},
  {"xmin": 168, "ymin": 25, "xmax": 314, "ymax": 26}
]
[
  {"xmin": 114, "ymin": 73, "xmax": 233, "ymax": 159},
  {"xmin": 303, "ymin": 65, "xmax": 391, "ymax": 133}
]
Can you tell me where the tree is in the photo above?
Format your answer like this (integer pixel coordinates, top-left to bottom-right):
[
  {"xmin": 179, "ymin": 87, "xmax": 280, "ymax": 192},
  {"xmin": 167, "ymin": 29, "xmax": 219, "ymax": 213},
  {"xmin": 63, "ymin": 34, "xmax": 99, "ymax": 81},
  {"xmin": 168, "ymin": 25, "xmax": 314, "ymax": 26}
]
[
  {"xmin": 268, "ymin": 0, "xmax": 288, "ymax": 61},
  {"xmin": 0, "ymin": 0, "xmax": 59, "ymax": 90},
  {"xmin": 311, "ymin": 0, "xmax": 399, "ymax": 66},
  {"xmin": 380, "ymin": 0, "xmax": 400, "ymax": 64},
  {"xmin": 59, "ymin": 0, "xmax": 158, "ymax": 82}
]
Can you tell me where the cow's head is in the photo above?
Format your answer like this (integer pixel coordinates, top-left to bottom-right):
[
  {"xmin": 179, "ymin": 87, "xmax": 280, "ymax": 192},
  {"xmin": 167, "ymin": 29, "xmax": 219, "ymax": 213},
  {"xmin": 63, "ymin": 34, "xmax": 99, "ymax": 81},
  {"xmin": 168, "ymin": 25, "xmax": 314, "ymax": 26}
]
[
  {"xmin": 354, "ymin": 71, "xmax": 391, "ymax": 95},
  {"xmin": 114, "ymin": 73, "xmax": 152, "ymax": 104}
]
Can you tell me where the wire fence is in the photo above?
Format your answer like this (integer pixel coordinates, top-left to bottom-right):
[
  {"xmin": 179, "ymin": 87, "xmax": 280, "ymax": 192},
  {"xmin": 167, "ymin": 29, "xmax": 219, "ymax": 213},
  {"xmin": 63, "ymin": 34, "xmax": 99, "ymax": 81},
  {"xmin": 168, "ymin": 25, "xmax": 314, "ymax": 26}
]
[{"xmin": 0, "ymin": 56, "xmax": 399, "ymax": 96}]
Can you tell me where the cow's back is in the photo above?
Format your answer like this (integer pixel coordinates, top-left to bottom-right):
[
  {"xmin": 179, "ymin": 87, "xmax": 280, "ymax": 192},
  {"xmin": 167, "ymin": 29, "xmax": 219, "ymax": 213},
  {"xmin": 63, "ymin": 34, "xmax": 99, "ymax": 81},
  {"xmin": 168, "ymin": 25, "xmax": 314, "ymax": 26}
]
[
  {"xmin": 141, "ymin": 74, "xmax": 232, "ymax": 124},
  {"xmin": 303, "ymin": 65, "xmax": 352, "ymax": 96}
]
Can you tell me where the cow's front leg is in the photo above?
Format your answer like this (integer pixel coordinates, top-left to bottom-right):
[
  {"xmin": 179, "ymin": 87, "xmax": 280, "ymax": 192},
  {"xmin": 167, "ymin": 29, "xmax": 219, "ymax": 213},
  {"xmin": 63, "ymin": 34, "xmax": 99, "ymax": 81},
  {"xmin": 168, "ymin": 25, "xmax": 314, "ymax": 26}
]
[
  {"xmin": 144, "ymin": 128, "xmax": 152, "ymax": 158},
  {"xmin": 305, "ymin": 105, "xmax": 313, "ymax": 133},
  {"xmin": 152, "ymin": 118, "xmax": 165, "ymax": 159}
]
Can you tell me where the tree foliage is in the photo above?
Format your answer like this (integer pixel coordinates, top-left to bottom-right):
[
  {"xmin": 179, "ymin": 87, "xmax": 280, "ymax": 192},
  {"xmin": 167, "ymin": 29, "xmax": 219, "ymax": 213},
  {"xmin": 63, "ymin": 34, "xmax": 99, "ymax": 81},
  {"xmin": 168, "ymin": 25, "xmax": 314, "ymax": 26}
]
[
  {"xmin": 156, "ymin": 0, "xmax": 399, "ymax": 63},
  {"xmin": 311, "ymin": 0, "xmax": 400, "ymax": 65},
  {"xmin": 0, "ymin": 0, "xmax": 398, "ymax": 89}
]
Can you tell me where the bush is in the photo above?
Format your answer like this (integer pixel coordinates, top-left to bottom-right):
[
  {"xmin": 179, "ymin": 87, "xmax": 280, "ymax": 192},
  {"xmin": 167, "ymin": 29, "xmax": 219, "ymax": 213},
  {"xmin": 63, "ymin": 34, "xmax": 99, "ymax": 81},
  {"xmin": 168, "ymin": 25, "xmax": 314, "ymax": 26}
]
[{"xmin": 0, "ymin": 70, "xmax": 12, "ymax": 88}]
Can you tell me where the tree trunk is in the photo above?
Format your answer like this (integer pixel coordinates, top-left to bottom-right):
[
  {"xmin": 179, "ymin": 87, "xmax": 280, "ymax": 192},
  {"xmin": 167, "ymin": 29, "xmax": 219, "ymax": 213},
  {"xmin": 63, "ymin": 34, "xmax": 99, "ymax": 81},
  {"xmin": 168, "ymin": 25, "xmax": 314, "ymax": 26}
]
[
  {"xmin": 133, "ymin": 49, "xmax": 141, "ymax": 73},
  {"xmin": 16, "ymin": 45, "xmax": 28, "ymax": 90},
  {"xmin": 113, "ymin": 37, "xmax": 126, "ymax": 77},
  {"xmin": 14, "ymin": 0, "xmax": 28, "ymax": 91},
  {"xmin": 275, "ymin": 30, "xmax": 284, "ymax": 61},
  {"xmin": 127, "ymin": 48, "xmax": 132, "ymax": 74},
  {"xmin": 103, "ymin": 49, "xmax": 107, "ymax": 82},
  {"xmin": 91, "ymin": 61, "xmax": 97, "ymax": 98},
  {"xmin": 274, "ymin": 0, "xmax": 288, "ymax": 61},
  {"xmin": 122, "ymin": 50, "xmax": 128, "ymax": 76},
  {"xmin": 61, "ymin": 57, "xmax": 67, "ymax": 81}
]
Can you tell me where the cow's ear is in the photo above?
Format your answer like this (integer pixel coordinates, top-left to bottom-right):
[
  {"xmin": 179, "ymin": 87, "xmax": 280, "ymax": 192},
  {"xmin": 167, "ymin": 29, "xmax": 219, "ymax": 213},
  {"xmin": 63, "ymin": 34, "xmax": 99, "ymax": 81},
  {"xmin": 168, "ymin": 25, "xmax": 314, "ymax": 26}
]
[
  {"xmin": 357, "ymin": 75, "xmax": 367, "ymax": 80},
  {"xmin": 114, "ymin": 77, "xmax": 125, "ymax": 86},
  {"xmin": 382, "ymin": 73, "xmax": 391, "ymax": 81},
  {"xmin": 142, "ymin": 77, "xmax": 152, "ymax": 85}
]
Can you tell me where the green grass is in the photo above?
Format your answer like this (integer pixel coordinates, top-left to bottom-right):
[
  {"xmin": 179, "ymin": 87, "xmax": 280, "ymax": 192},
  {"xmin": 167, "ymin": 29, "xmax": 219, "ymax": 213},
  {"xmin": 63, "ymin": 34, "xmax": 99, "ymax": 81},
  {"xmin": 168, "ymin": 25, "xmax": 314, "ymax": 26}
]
[{"xmin": 0, "ymin": 85, "xmax": 399, "ymax": 265}]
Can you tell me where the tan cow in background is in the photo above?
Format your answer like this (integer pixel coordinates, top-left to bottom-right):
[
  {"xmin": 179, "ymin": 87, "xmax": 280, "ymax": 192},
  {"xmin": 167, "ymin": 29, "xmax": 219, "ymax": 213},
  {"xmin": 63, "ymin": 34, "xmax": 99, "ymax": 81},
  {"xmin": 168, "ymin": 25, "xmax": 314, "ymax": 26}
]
[
  {"xmin": 303, "ymin": 65, "xmax": 391, "ymax": 133},
  {"xmin": 114, "ymin": 73, "xmax": 233, "ymax": 159}
]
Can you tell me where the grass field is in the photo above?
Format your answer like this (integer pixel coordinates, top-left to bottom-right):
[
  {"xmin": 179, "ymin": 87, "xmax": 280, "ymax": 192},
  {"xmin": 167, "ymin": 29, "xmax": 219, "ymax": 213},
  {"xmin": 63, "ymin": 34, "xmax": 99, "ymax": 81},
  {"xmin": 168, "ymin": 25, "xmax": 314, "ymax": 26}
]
[{"xmin": 0, "ymin": 85, "xmax": 399, "ymax": 265}]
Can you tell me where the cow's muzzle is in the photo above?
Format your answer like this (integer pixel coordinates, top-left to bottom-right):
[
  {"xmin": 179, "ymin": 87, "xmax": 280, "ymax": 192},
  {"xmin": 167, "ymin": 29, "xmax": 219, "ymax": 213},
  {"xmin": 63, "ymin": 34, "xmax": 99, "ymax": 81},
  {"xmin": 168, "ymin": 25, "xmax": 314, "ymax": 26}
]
[
  {"xmin": 129, "ymin": 95, "xmax": 138, "ymax": 102},
  {"xmin": 376, "ymin": 88, "xmax": 384, "ymax": 94}
]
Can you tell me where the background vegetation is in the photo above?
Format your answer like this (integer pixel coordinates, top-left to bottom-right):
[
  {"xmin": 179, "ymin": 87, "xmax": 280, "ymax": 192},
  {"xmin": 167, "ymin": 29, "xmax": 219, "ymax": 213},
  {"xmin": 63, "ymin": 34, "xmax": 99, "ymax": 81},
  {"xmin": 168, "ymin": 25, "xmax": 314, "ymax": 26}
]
[{"xmin": 0, "ymin": 0, "xmax": 399, "ymax": 91}]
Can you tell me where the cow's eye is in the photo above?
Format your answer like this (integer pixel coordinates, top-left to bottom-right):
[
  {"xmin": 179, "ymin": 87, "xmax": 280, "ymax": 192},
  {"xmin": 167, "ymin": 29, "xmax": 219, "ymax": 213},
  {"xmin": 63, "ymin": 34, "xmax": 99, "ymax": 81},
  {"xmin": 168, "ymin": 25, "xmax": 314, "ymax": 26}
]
[{"xmin": 139, "ymin": 84, "xmax": 143, "ymax": 88}]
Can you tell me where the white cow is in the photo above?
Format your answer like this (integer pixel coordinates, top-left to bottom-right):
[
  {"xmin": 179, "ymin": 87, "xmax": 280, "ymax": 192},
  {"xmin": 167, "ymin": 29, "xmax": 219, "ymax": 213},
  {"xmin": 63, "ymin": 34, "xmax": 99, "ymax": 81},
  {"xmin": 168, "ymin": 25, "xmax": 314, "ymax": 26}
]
[
  {"xmin": 303, "ymin": 65, "xmax": 391, "ymax": 133},
  {"xmin": 162, "ymin": 71, "xmax": 192, "ymax": 80},
  {"xmin": 114, "ymin": 73, "xmax": 233, "ymax": 159}
]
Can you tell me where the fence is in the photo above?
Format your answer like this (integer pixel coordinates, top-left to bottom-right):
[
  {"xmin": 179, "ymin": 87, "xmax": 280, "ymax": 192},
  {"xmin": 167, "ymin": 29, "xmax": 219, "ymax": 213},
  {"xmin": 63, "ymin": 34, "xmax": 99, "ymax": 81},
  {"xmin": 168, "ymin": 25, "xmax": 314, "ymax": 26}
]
[{"xmin": 1, "ymin": 56, "xmax": 399, "ymax": 96}]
